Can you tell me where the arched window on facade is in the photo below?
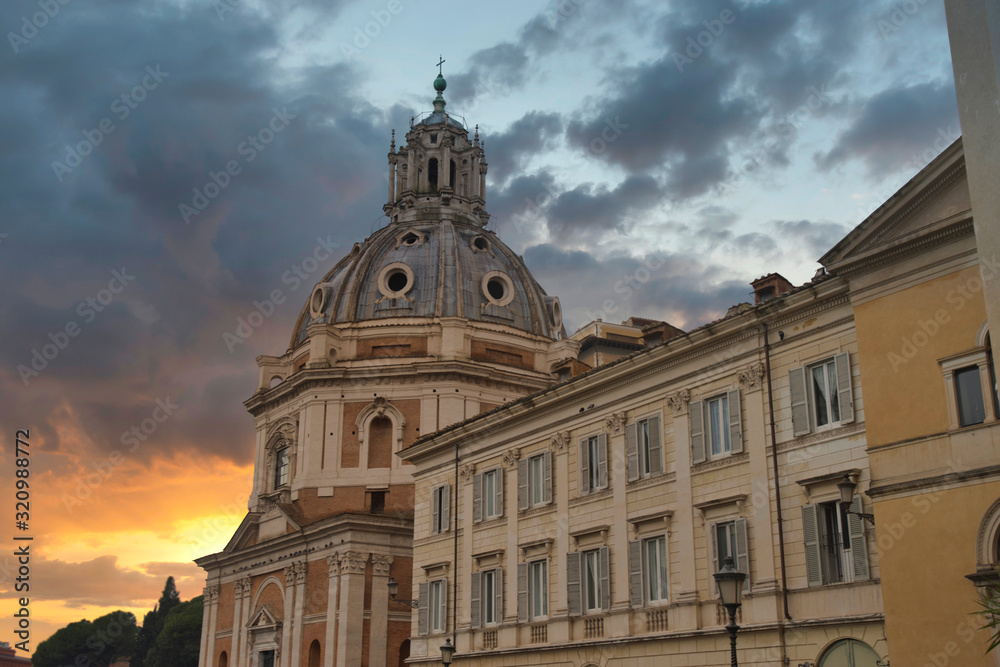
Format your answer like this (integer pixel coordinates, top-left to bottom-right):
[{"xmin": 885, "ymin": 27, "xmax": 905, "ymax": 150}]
[
  {"xmin": 428, "ymin": 158, "xmax": 439, "ymax": 190},
  {"xmin": 817, "ymin": 639, "xmax": 880, "ymax": 667},
  {"xmin": 449, "ymin": 159, "xmax": 456, "ymax": 188},
  {"xmin": 368, "ymin": 416, "xmax": 393, "ymax": 468},
  {"xmin": 218, "ymin": 651, "xmax": 228, "ymax": 667},
  {"xmin": 274, "ymin": 447, "xmax": 290, "ymax": 489},
  {"xmin": 307, "ymin": 640, "xmax": 321, "ymax": 667}
]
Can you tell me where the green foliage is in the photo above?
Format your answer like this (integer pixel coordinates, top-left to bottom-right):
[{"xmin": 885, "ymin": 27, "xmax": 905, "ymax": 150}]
[
  {"xmin": 977, "ymin": 575, "xmax": 1000, "ymax": 653},
  {"xmin": 132, "ymin": 577, "xmax": 198, "ymax": 667},
  {"xmin": 33, "ymin": 611, "xmax": 137, "ymax": 667},
  {"xmin": 145, "ymin": 596, "xmax": 204, "ymax": 667}
]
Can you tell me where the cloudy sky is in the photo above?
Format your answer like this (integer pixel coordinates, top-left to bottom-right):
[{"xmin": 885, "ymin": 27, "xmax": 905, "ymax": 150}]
[{"xmin": 0, "ymin": 0, "xmax": 959, "ymax": 649}]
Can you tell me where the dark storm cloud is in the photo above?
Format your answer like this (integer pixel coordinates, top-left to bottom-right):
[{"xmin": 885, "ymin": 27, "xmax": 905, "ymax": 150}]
[
  {"xmin": 544, "ymin": 175, "xmax": 665, "ymax": 241},
  {"xmin": 814, "ymin": 81, "xmax": 960, "ymax": 177},
  {"xmin": 771, "ymin": 219, "xmax": 851, "ymax": 260},
  {"xmin": 485, "ymin": 111, "xmax": 563, "ymax": 185}
]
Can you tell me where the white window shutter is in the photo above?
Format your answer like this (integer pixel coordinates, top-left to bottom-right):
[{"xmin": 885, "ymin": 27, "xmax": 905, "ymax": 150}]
[
  {"xmin": 579, "ymin": 439, "xmax": 591, "ymax": 495},
  {"xmin": 647, "ymin": 416, "xmax": 663, "ymax": 475},
  {"xmin": 735, "ymin": 518, "xmax": 750, "ymax": 594},
  {"xmin": 566, "ymin": 552, "xmax": 582, "ymax": 617},
  {"xmin": 597, "ymin": 433, "xmax": 609, "ymax": 489},
  {"xmin": 470, "ymin": 572, "xmax": 482, "ymax": 629},
  {"xmin": 848, "ymin": 495, "xmax": 870, "ymax": 580},
  {"xmin": 690, "ymin": 400, "xmax": 706, "ymax": 464},
  {"xmin": 441, "ymin": 484, "xmax": 450, "ymax": 532},
  {"xmin": 599, "ymin": 546, "xmax": 611, "ymax": 611},
  {"xmin": 418, "ymin": 582, "xmax": 429, "ymax": 636},
  {"xmin": 495, "ymin": 468, "xmax": 504, "ymax": 517},
  {"xmin": 495, "ymin": 567, "xmax": 504, "ymax": 622},
  {"xmin": 542, "ymin": 451, "xmax": 553, "ymax": 505},
  {"xmin": 629, "ymin": 540, "xmax": 643, "ymax": 609},
  {"xmin": 728, "ymin": 389, "xmax": 743, "ymax": 454},
  {"xmin": 517, "ymin": 563, "xmax": 528, "ymax": 623},
  {"xmin": 789, "ymin": 366, "xmax": 811, "ymax": 436},
  {"xmin": 473, "ymin": 473, "xmax": 483, "ymax": 523},
  {"xmin": 431, "ymin": 487, "xmax": 440, "ymax": 534},
  {"xmin": 835, "ymin": 351, "xmax": 854, "ymax": 424},
  {"xmin": 625, "ymin": 422, "xmax": 639, "ymax": 482},
  {"xmin": 801, "ymin": 504, "xmax": 822, "ymax": 587},
  {"xmin": 518, "ymin": 459, "xmax": 529, "ymax": 511},
  {"xmin": 440, "ymin": 579, "xmax": 448, "ymax": 634}
]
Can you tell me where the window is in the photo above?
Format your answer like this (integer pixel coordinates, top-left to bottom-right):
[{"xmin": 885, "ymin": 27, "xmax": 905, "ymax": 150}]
[
  {"xmin": 518, "ymin": 452, "xmax": 552, "ymax": 510},
  {"xmin": 690, "ymin": 390, "xmax": 743, "ymax": 464},
  {"xmin": 418, "ymin": 579, "xmax": 448, "ymax": 635},
  {"xmin": 802, "ymin": 496, "xmax": 869, "ymax": 587},
  {"xmin": 956, "ymin": 366, "xmax": 987, "ymax": 426},
  {"xmin": 431, "ymin": 484, "xmax": 450, "ymax": 534},
  {"xmin": 711, "ymin": 519, "xmax": 750, "ymax": 594},
  {"xmin": 579, "ymin": 434, "xmax": 608, "ymax": 495},
  {"xmin": 258, "ymin": 650, "xmax": 275, "ymax": 667},
  {"xmin": 566, "ymin": 547, "xmax": 610, "ymax": 616},
  {"xmin": 274, "ymin": 448, "xmax": 289, "ymax": 489},
  {"xmin": 473, "ymin": 468, "xmax": 503, "ymax": 523},
  {"xmin": 789, "ymin": 353, "xmax": 854, "ymax": 436},
  {"xmin": 629, "ymin": 535, "xmax": 668, "ymax": 608},
  {"xmin": 470, "ymin": 568, "xmax": 503, "ymax": 629},
  {"xmin": 529, "ymin": 560, "xmax": 548, "ymax": 619},
  {"xmin": 626, "ymin": 415, "xmax": 663, "ymax": 482},
  {"xmin": 817, "ymin": 639, "xmax": 881, "ymax": 667},
  {"xmin": 370, "ymin": 491, "xmax": 385, "ymax": 514}
]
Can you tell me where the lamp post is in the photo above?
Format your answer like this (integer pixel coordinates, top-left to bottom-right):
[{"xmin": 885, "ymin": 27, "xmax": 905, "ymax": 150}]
[
  {"xmin": 387, "ymin": 576, "xmax": 420, "ymax": 608},
  {"xmin": 837, "ymin": 474, "xmax": 875, "ymax": 525},
  {"xmin": 714, "ymin": 556, "xmax": 747, "ymax": 667},
  {"xmin": 440, "ymin": 638, "xmax": 455, "ymax": 665}
]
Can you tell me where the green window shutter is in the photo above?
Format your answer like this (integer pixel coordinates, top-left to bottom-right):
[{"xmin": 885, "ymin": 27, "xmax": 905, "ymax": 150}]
[
  {"xmin": 517, "ymin": 563, "xmax": 528, "ymax": 623},
  {"xmin": 735, "ymin": 518, "xmax": 750, "ymax": 594},
  {"xmin": 728, "ymin": 389, "xmax": 743, "ymax": 454},
  {"xmin": 579, "ymin": 438, "xmax": 591, "ymax": 495},
  {"xmin": 542, "ymin": 451, "xmax": 553, "ymax": 505},
  {"xmin": 518, "ymin": 458, "xmax": 529, "ymax": 511},
  {"xmin": 835, "ymin": 351, "xmax": 855, "ymax": 424},
  {"xmin": 418, "ymin": 582, "xmax": 429, "ymax": 636},
  {"xmin": 597, "ymin": 433, "xmax": 609, "ymax": 489},
  {"xmin": 625, "ymin": 422, "xmax": 639, "ymax": 482},
  {"xmin": 473, "ymin": 473, "xmax": 483, "ymax": 523},
  {"xmin": 848, "ymin": 495, "xmax": 870, "ymax": 581},
  {"xmin": 566, "ymin": 552, "xmax": 582, "ymax": 617},
  {"xmin": 470, "ymin": 571, "xmax": 482, "ymax": 629},
  {"xmin": 690, "ymin": 400, "xmax": 706, "ymax": 464},
  {"xmin": 647, "ymin": 416, "xmax": 663, "ymax": 475},
  {"xmin": 789, "ymin": 366, "xmax": 811, "ymax": 436},
  {"xmin": 599, "ymin": 546, "xmax": 611, "ymax": 611},
  {"xmin": 629, "ymin": 540, "xmax": 644, "ymax": 609},
  {"xmin": 801, "ymin": 504, "xmax": 823, "ymax": 587}
]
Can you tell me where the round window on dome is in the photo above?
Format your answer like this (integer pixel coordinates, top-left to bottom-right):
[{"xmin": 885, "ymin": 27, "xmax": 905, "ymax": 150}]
[
  {"xmin": 377, "ymin": 262, "xmax": 415, "ymax": 299},
  {"xmin": 402, "ymin": 233, "xmax": 419, "ymax": 246},
  {"xmin": 471, "ymin": 235, "xmax": 491, "ymax": 253},
  {"xmin": 481, "ymin": 271, "xmax": 515, "ymax": 307}
]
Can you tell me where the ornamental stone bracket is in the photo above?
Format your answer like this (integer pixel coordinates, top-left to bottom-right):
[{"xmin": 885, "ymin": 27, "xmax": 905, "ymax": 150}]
[
  {"xmin": 604, "ymin": 412, "xmax": 626, "ymax": 434},
  {"xmin": 550, "ymin": 431, "xmax": 570, "ymax": 452},
  {"xmin": 327, "ymin": 553, "xmax": 341, "ymax": 577},
  {"xmin": 236, "ymin": 576, "xmax": 252, "ymax": 598},
  {"xmin": 460, "ymin": 463, "xmax": 476, "ymax": 482},
  {"xmin": 371, "ymin": 554, "xmax": 393, "ymax": 575},
  {"xmin": 340, "ymin": 551, "xmax": 369, "ymax": 575},
  {"xmin": 294, "ymin": 561, "xmax": 307, "ymax": 584},
  {"xmin": 502, "ymin": 448, "xmax": 521, "ymax": 469},
  {"xmin": 667, "ymin": 389, "xmax": 691, "ymax": 415},
  {"xmin": 738, "ymin": 362, "xmax": 766, "ymax": 393},
  {"xmin": 204, "ymin": 585, "xmax": 220, "ymax": 604},
  {"xmin": 283, "ymin": 564, "xmax": 296, "ymax": 586}
]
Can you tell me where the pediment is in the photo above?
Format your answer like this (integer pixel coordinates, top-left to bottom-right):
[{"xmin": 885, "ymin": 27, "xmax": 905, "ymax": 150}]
[
  {"xmin": 223, "ymin": 512, "xmax": 261, "ymax": 553},
  {"xmin": 821, "ymin": 138, "xmax": 971, "ymax": 273},
  {"xmin": 248, "ymin": 604, "xmax": 280, "ymax": 630}
]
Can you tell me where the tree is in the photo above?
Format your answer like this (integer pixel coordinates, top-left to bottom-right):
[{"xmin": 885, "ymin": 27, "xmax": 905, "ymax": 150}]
[
  {"xmin": 977, "ymin": 575, "xmax": 1000, "ymax": 653},
  {"xmin": 132, "ymin": 577, "xmax": 183, "ymax": 667},
  {"xmin": 145, "ymin": 596, "xmax": 204, "ymax": 667},
  {"xmin": 33, "ymin": 611, "xmax": 137, "ymax": 667}
]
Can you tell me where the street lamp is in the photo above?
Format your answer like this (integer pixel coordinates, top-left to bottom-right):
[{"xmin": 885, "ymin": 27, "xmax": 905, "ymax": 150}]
[
  {"xmin": 440, "ymin": 638, "xmax": 455, "ymax": 665},
  {"xmin": 387, "ymin": 576, "xmax": 419, "ymax": 608},
  {"xmin": 837, "ymin": 474, "xmax": 875, "ymax": 525},
  {"xmin": 714, "ymin": 555, "xmax": 746, "ymax": 667}
]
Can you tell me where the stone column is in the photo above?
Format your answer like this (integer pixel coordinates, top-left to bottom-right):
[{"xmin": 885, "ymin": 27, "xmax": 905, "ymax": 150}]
[
  {"xmin": 236, "ymin": 577, "xmax": 252, "ymax": 667},
  {"xmin": 550, "ymin": 433, "xmax": 570, "ymax": 618},
  {"xmin": 441, "ymin": 141, "xmax": 451, "ymax": 190},
  {"xmin": 369, "ymin": 554, "xmax": 393, "ymax": 667},
  {"xmin": 291, "ymin": 562, "xmax": 307, "ymax": 667},
  {"xmin": 231, "ymin": 580, "xmax": 243, "ymax": 667},
  {"xmin": 336, "ymin": 551, "xmax": 368, "ymax": 667},
  {"xmin": 281, "ymin": 566, "xmax": 295, "ymax": 667},
  {"xmin": 668, "ymin": 391, "xmax": 699, "ymax": 629},
  {"xmin": 460, "ymin": 463, "xmax": 476, "ymax": 637},
  {"xmin": 387, "ymin": 157, "xmax": 396, "ymax": 203},
  {"xmin": 946, "ymin": 0, "xmax": 1000, "ymax": 375},
  {"xmin": 204, "ymin": 585, "xmax": 220, "ymax": 667},
  {"xmin": 324, "ymin": 555, "xmax": 341, "ymax": 667},
  {"xmin": 198, "ymin": 585, "xmax": 213, "ymax": 667},
  {"xmin": 478, "ymin": 165, "xmax": 486, "ymax": 202},
  {"xmin": 606, "ymin": 414, "xmax": 630, "ymax": 614}
]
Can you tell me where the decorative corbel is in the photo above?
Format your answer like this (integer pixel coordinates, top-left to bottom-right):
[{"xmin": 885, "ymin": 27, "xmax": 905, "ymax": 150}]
[
  {"xmin": 738, "ymin": 362, "xmax": 766, "ymax": 393},
  {"xmin": 550, "ymin": 431, "xmax": 570, "ymax": 452},
  {"xmin": 604, "ymin": 411, "xmax": 626, "ymax": 434},
  {"xmin": 667, "ymin": 389, "xmax": 691, "ymax": 415},
  {"xmin": 502, "ymin": 448, "xmax": 521, "ymax": 469}
]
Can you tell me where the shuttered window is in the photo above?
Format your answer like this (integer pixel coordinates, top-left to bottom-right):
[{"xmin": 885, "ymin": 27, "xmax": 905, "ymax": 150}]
[
  {"xmin": 420, "ymin": 579, "xmax": 446, "ymax": 635},
  {"xmin": 801, "ymin": 496, "xmax": 869, "ymax": 586},
  {"xmin": 471, "ymin": 568, "xmax": 503, "ymax": 628},
  {"xmin": 711, "ymin": 519, "xmax": 750, "ymax": 594},
  {"xmin": 790, "ymin": 352, "xmax": 854, "ymax": 435},
  {"xmin": 519, "ymin": 452, "xmax": 553, "ymax": 510},
  {"xmin": 691, "ymin": 390, "xmax": 742, "ymax": 464},
  {"xmin": 518, "ymin": 559, "xmax": 548, "ymax": 621},
  {"xmin": 630, "ymin": 535, "xmax": 668, "ymax": 608},
  {"xmin": 567, "ymin": 547, "xmax": 610, "ymax": 615},
  {"xmin": 431, "ymin": 484, "xmax": 450, "ymax": 534},
  {"xmin": 474, "ymin": 468, "xmax": 504, "ymax": 522},
  {"xmin": 579, "ymin": 434, "xmax": 608, "ymax": 495},
  {"xmin": 626, "ymin": 415, "xmax": 663, "ymax": 481}
]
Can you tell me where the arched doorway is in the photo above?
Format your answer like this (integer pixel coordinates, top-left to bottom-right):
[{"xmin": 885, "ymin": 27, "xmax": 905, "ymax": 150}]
[
  {"xmin": 397, "ymin": 638, "xmax": 410, "ymax": 666},
  {"xmin": 818, "ymin": 639, "xmax": 881, "ymax": 667},
  {"xmin": 218, "ymin": 651, "xmax": 228, "ymax": 667},
  {"xmin": 308, "ymin": 640, "xmax": 321, "ymax": 667}
]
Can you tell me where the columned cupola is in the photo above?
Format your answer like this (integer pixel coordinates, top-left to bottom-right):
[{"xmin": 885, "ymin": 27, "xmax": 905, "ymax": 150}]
[{"xmin": 384, "ymin": 66, "xmax": 489, "ymax": 226}]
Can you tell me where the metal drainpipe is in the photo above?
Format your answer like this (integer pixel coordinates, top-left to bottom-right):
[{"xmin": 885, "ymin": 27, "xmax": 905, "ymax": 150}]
[
  {"xmin": 762, "ymin": 321, "xmax": 792, "ymax": 622},
  {"xmin": 453, "ymin": 438, "xmax": 459, "ymax": 648}
]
